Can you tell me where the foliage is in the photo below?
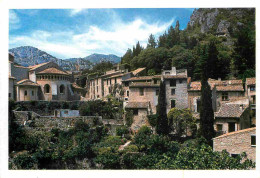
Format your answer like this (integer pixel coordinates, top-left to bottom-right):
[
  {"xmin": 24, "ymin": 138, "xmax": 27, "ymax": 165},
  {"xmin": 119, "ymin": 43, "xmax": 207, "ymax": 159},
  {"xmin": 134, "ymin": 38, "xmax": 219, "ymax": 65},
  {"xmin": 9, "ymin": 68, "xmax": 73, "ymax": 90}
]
[
  {"xmin": 156, "ymin": 81, "xmax": 169, "ymax": 135},
  {"xmin": 116, "ymin": 126, "xmax": 129, "ymax": 137},
  {"xmin": 147, "ymin": 114, "xmax": 157, "ymax": 128},
  {"xmin": 13, "ymin": 152, "xmax": 37, "ymax": 169},
  {"xmin": 125, "ymin": 110, "xmax": 134, "ymax": 127},
  {"xmin": 167, "ymin": 108, "xmax": 197, "ymax": 139}
]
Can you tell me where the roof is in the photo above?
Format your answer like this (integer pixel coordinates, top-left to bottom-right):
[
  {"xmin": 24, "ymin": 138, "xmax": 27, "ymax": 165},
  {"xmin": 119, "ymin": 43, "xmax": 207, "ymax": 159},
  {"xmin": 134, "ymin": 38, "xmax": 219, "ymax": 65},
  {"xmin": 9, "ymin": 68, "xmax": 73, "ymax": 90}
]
[
  {"xmin": 129, "ymin": 82, "xmax": 160, "ymax": 88},
  {"xmin": 37, "ymin": 67, "xmax": 68, "ymax": 75},
  {"xmin": 188, "ymin": 81, "xmax": 201, "ymax": 91},
  {"xmin": 215, "ymin": 84, "xmax": 244, "ymax": 91},
  {"xmin": 9, "ymin": 76, "xmax": 16, "ymax": 80},
  {"xmin": 104, "ymin": 73, "xmax": 125, "ymax": 79},
  {"xmin": 14, "ymin": 65, "xmax": 29, "ymax": 69},
  {"xmin": 125, "ymin": 102, "xmax": 149, "ymax": 109},
  {"xmin": 28, "ymin": 62, "xmax": 51, "ymax": 71},
  {"xmin": 246, "ymin": 78, "xmax": 256, "ymax": 85},
  {"xmin": 16, "ymin": 79, "xmax": 39, "ymax": 87},
  {"xmin": 72, "ymin": 83, "xmax": 84, "ymax": 90},
  {"xmin": 162, "ymin": 75, "xmax": 187, "ymax": 79},
  {"xmin": 213, "ymin": 127, "xmax": 256, "ymax": 139},
  {"xmin": 124, "ymin": 75, "xmax": 161, "ymax": 82},
  {"xmin": 215, "ymin": 103, "xmax": 248, "ymax": 118},
  {"xmin": 132, "ymin": 67, "xmax": 146, "ymax": 76}
]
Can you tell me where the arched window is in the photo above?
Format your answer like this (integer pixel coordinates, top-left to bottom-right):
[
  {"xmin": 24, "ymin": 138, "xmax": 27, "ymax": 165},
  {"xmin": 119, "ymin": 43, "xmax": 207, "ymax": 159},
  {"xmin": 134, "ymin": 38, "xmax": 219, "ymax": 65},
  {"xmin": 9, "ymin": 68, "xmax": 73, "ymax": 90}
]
[
  {"xmin": 24, "ymin": 90, "xmax": 27, "ymax": 96},
  {"xmin": 60, "ymin": 85, "xmax": 65, "ymax": 94},
  {"xmin": 44, "ymin": 84, "xmax": 50, "ymax": 93}
]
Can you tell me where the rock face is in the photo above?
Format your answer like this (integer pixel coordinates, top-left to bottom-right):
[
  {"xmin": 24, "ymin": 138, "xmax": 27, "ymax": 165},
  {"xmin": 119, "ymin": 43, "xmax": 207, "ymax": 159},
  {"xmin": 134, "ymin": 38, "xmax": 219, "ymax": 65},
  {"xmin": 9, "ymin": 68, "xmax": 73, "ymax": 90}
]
[
  {"xmin": 9, "ymin": 46, "xmax": 121, "ymax": 71},
  {"xmin": 188, "ymin": 8, "xmax": 255, "ymax": 35}
]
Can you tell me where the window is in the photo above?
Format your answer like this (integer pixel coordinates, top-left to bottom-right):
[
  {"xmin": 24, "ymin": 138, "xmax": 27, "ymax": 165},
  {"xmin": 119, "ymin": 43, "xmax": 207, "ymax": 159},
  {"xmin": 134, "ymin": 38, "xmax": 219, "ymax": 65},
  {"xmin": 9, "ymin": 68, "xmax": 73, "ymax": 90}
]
[
  {"xmin": 44, "ymin": 84, "xmax": 50, "ymax": 93},
  {"xmin": 64, "ymin": 110, "xmax": 68, "ymax": 114},
  {"xmin": 154, "ymin": 80, "xmax": 158, "ymax": 84},
  {"xmin": 179, "ymin": 79, "xmax": 182, "ymax": 84},
  {"xmin": 165, "ymin": 72, "xmax": 170, "ymax": 75},
  {"xmin": 106, "ymin": 80, "xmax": 108, "ymax": 85},
  {"xmin": 115, "ymin": 78, "xmax": 117, "ymax": 84},
  {"xmin": 60, "ymin": 85, "xmax": 65, "ymax": 94},
  {"xmin": 31, "ymin": 90, "xmax": 34, "ymax": 96},
  {"xmin": 139, "ymin": 88, "xmax": 144, "ymax": 96},
  {"xmin": 127, "ymin": 90, "xmax": 129, "ymax": 97},
  {"xmin": 9, "ymin": 93, "xmax": 11, "ymax": 98},
  {"xmin": 125, "ymin": 97, "xmax": 128, "ymax": 101},
  {"xmin": 171, "ymin": 89, "xmax": 175, "ymax": 95},
  {"xmin": 24, "ymin": 90, "xmax": 27, "ymax": 96},
  {"xmin": 250, "ymin": 86, "xmax": 255, "ymax": 91},
  {"xmin": 133, "ymin": 109, "xmax": 138, "ymax": 115},
  {"xmin": 97, "ymin": 79, "xmax": 98, "ymax": 85},
  {"xmin": 217, "ymin": 124, "xmax": 223, "ymax": 131},
  {"xmin": 252, "ymin": 96, "xmax": 256, "ymax": 104},
  {"xmin": 197, "ymin": 99, "xmax": 201, "ymax": 112},
  {"xmin": 110, "ymin": 79, "xmax": 112, "ymax": 85},
  {"xmin": 156, "ymin": 89, "xmax": 159, "ymax": 96},
  {"xmin": 97, "ymin": 86, "xmax": 98, "ymax": 93},
  {"xmin": 170, "ymin": 80, "xmax": 176, "ymax": 87},
  {"xmin": 222, "ymin": 92, "xmax": 228, "ymax": 101},
  {"xmin": 125, "ymin": 82, "xmax": 129, "ymax": 87},
  {"xmin": 231, "ymin": 154, "xmax": 240, "ymax": 158},
  {"xmin": 251, "ymin": 135, "xmax": 256, "ymax": 146},
  {"xmin": 228, "ymin": 122, "xmax": 235, "ymax": 132},
  {"xmin": 171, "ymin": 100, "xmax": 176, "ymax": 108}
]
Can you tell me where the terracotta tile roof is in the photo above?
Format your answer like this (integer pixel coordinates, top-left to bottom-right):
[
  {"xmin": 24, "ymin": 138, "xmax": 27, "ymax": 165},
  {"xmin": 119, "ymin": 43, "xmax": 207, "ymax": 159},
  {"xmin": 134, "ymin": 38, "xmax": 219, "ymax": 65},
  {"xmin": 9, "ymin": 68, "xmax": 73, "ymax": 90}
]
[
  {"xmin": 37, "ymin": 67, "xmax": 68, "ymax": 75},
  {"xmin": 14, "ymin": 65, "xmax": 29, "ymax": 69},
  {"xmin": 28, "ymin": 62, "xmax": 51, "ymax": 70},
  {"xmin": 129, "ymin": 82, "xmax": 160, "ymax": 88},
  {"xmin": 215, "ymin": 103, "xmax": 248, "ymax": 118},
  {"xmin": 188, "ymin": 81, "xmax": 201, "ymax": 91},
  {"xmin": 213, "ymin": 127, "xmax": 256, "ymax": 139},
  {"xmin": 215, "ymin": 84, "xmax": 244, "ymax": 91},
  {"xmin": 132, "ymin": 67, "xmax": 146, "ymax": 76},
  {"xmin": 16, "ymin": 79, "xmax": 39, "ymax": 87},
  {"xmin": 125, "ymin": 102, "xmax": 149, "ymax": 109},
  {"xmin": 72, "ymin": 83, "xmax": 84, "ymax": 90},
  {"xmin": 124, "ymin": 75, "xmax": 161, "ymax": 82},
  {"xmin": 163, "ymin": 75, "xmax": 187, "ymax": 79},
  {"xmin": 105, "ymin": 73, "xmax": 125, "ymax": 79},
  {"xmin": 246, "ymin": 78, "xmax": 256, "ymax": 85}
]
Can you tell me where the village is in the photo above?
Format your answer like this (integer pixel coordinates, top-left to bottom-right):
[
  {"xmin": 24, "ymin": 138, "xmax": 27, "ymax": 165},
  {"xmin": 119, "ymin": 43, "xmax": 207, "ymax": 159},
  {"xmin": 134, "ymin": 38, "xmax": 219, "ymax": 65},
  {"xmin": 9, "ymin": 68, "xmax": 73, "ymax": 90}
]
[{"xmin": 8, "ymin": 52, "xmax": 256, "ymax": 165}]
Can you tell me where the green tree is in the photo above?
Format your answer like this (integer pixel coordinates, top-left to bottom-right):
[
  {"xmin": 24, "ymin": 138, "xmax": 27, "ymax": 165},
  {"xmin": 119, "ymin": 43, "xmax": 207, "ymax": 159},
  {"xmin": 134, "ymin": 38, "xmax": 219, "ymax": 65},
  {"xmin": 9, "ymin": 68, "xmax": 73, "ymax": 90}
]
[
  {"xmin": 147, "ymin": 34, "xmax": 157, "ymax": 48},
  {"xmin": 156, "ymin": 81, "xmax": 169, "ymax": 135},
  {"xmin": 121, "ymin": 48, "xmax": 133, "ymax": 64}
]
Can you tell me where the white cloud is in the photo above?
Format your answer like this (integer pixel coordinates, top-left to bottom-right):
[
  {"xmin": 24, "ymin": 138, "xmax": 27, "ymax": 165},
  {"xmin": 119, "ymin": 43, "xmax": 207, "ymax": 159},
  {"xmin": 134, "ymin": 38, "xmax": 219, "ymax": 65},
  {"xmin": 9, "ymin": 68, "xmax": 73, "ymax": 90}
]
[
  {"xmin": 9, "ymin": 17, "xmax": 174, "ymax": 58},
  {"xmin": 9, "ymin": 10, "xmax": 20, "ymax": 30},
  {"xmin": 69, "ymin": 9, "xmax": 86, "ymax": 16}
]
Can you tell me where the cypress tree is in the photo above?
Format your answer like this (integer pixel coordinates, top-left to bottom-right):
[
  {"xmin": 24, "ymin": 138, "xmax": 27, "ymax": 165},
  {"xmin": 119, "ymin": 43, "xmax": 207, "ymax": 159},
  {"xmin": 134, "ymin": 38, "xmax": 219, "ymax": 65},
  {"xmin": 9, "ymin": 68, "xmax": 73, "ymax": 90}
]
[
  {"xmin": 156, "ymin": 80, "xmax": 169, "ymax": 135},
  {"xmin": 147, "ymin": 34, "xmax": 157, "ymax": 48},
  {"xmin": 198, "ymin": 45, "xmax": 215, "ymax": 146}
]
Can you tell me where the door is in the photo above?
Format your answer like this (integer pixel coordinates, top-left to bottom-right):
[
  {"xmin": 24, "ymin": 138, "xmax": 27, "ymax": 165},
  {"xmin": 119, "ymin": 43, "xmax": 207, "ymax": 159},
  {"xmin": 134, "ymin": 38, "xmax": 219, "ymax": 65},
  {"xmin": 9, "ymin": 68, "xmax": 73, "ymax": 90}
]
[{"xmin": 228, "ymin": 122, "xmax": 236, "ymax": 132}]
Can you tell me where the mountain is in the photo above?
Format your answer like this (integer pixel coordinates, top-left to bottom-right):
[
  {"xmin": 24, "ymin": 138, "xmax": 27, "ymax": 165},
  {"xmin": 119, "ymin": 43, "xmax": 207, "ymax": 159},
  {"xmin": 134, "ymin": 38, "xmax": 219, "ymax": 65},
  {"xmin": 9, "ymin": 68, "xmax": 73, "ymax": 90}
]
[{"xmin": 9, "ymin": 46, "xmax": 121, "ymax": 71}]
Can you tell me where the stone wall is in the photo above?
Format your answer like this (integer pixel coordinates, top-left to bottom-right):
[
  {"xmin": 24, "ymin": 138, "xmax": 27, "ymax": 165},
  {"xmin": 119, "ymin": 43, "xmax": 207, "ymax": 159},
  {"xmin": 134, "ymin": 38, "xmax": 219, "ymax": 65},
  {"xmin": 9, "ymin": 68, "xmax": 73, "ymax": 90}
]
[
  {"xmin": 213, "ymin": 128, "xmax": 256, "ymax": 162},
  {"xmin": 131, "ymin": 108, "xmax": 150, "ymax": 132}
]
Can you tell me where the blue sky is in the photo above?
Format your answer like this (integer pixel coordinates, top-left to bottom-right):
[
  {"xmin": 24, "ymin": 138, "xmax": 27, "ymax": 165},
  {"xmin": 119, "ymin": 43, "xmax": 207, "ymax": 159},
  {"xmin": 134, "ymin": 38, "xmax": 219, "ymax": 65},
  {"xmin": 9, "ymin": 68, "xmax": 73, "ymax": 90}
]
[{"xmin": 9, "ymin": 8, "xmax": 194, "ymax": 59}]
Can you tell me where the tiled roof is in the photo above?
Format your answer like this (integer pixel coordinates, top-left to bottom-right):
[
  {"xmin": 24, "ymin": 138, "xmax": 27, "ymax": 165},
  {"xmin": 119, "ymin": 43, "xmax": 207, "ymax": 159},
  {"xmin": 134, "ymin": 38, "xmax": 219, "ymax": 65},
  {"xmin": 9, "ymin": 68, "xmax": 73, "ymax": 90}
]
[
  {"xmin": 124, "ymin": 75, "xmax": 161, "ymax": 82},
  {"xmin": 188, "ymin": 81, "xmax": 201, "ymax": 91},
  {"xmin": 246, "ymin": 78, "xmax": 256, "ymax": 85},
  {"xmin": 216, "ymin": 84, "xmax": 244, "ymax": 91},
  {"xmin": 213, "ymin": 127, "xmax": 256, "ymax": 139},
  {"xmin": 37, "ymin": 67, "xmax": 68, "ymax": 75},
  {"xmin": 105, "ymin": 73, "xmax": 125, "ymax": 79},
  {"xmin": 9, "ymin": 76, "xmax": 16, "ymax": 79},
  {"xmin": 132, "ymin": 67, "xmax": 146, "ymax": 76},
  {"xmin": 129, "ymin": 82, "xmax": 160, "ymax": 88},
  {"xmin": 16, "ymin": 79, "xmax": 39, "ymax": 87},
  {"xmin": 125, "ymin": 102, "xmax": 149, "ymax": 109},
  {"xmin": 163, "ymin": 75, "xmax": 187, "ymax": 79},
  {"xmin": 72, "ymin": 83, "xmax": 84, "ymax": 90},
  {"xmin": 14, "ymin": 65, "xmax": 29, "ymax": 69},
  {"xmin": 215, "ymin": 103, "xmax": 248, "ymax": 118},
  {"xmin": 28, "ymin": 62, "xmax": 51, "ymax": 70}
]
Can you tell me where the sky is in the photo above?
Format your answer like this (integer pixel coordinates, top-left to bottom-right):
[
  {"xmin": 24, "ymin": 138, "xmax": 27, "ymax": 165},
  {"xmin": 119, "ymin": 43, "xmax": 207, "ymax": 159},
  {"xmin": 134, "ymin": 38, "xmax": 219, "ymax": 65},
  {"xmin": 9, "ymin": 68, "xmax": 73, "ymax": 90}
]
[{"xmin": 9, "ymin": 8, "xmax": 194, "ymax": 59}]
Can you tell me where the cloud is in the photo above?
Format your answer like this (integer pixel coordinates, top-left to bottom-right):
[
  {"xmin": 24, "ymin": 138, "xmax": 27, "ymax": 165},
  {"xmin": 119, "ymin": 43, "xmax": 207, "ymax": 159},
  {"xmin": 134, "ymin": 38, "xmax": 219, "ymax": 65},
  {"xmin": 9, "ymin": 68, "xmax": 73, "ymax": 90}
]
[
  {"xmin": 9, "ymin": 10, "xmax": 20, "ymax": 30},
  {"xmin": 69, "ymin": 9, "xmax": 87, "ymax": 16},
  {"xmin": 9, "ymin": 17, "xmax": 174, "ymax": 58}
]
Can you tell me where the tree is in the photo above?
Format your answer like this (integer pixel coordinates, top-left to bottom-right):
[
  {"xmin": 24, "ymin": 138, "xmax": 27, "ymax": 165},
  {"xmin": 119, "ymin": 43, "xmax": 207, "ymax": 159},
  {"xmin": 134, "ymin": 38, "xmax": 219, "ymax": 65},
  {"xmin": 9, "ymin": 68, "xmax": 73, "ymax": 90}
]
[
  {"xmin": 121, "ymin": 48, "xmax": 133, "ymax": 64},
  {"xmin": 133, "ymin": 41, "xmax": 143, "ymax": 57},
  {"xmin": 156, "ymin": 81, "xmax": 169, "ymax": 135},
  {"xmin": 167, "ymin": 108, "xmax": 197, "ymax": 139},
  {"xmin": 147, "ymin": 34, "xmax": 157, "ymax": 48},
  {"xmin": 198, "ymin": 45, "xmax": 215, "ymax": 146}
]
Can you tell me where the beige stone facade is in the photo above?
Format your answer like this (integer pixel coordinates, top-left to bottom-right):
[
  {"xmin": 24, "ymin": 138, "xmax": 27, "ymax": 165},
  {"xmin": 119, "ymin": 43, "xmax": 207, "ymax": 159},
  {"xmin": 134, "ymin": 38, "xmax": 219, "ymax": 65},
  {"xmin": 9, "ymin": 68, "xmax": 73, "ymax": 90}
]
[{"xmin": 213, "ymin": 127, "xmax": 256, "ymax": 162}]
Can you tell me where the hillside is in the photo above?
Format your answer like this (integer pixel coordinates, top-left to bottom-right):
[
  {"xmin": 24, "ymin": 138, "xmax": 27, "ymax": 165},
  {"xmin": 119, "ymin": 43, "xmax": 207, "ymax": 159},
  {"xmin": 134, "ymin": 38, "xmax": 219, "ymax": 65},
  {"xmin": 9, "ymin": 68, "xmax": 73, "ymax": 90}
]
[{"xmin": 9, "ymin": 46, "xmax": 121, "ymax": 71}]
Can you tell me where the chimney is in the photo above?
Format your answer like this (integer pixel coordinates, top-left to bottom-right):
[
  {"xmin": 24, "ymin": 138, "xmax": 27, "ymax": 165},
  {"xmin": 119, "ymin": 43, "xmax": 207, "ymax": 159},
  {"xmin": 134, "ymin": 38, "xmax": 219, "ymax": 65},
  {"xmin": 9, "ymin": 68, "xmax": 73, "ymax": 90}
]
[{"xmin": 172, "ymin": 67, "xmax": 176, "ymax": 75}]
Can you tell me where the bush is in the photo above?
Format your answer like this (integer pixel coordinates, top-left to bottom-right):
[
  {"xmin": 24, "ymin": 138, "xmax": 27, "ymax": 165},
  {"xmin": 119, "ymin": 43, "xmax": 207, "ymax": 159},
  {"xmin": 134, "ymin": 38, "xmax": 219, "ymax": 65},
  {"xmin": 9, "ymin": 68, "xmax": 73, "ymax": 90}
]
[
  {"xmin": 13, "ymin": 152, "xmax": 37, "ymax": 169},
  {"xmin": 116, "ymin": 126, "xmax": 129, "ymax": 137},
  {"xmin": 147, "ymin": 114, "xmax": 157, "ymax": 128},
  {"xmin": 125, "ymin": 110, "xmax": 134, "ymax": 127}
]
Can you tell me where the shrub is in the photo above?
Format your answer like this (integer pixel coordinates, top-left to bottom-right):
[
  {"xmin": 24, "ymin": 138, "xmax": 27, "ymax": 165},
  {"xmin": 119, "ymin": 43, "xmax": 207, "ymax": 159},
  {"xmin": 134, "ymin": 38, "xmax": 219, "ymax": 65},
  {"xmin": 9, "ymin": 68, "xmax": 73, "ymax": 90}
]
[
  {"xmin": 13, "ymin": 152, "xmax": 37, "ymax": 169},
  {"xmin": 147, "ymin": 114, "xmax": 157, "ymax": 128},
  {"xmin": 116, "ymin": 126, "xmax": 129, "ymax": 137},
  {"xmin": 125, "ymin": 110, "xmax": 134, "ymax": 127}
]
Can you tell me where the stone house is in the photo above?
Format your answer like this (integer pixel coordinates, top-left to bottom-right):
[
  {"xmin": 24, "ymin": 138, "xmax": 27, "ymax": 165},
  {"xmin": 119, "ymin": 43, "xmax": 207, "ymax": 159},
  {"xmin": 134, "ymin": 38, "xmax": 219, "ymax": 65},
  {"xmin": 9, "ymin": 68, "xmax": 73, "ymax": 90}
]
[
  {"xmin": 213, "ymin": 127, "xmax": 256, "ymax": 162},
  {"xmin": 54, "ymin": 109, "xmax": 80, "ymax": 117},
  {"xmin": 162, "ymin": 67, "xmax": 189, "ymax": 113},
  {"xmin": 245, "ymin": 78, "xmax": 256, "ymax": 126},
  {"xmin": 214, "ymin": 103, "xmax": 250, "ymax": 136}
]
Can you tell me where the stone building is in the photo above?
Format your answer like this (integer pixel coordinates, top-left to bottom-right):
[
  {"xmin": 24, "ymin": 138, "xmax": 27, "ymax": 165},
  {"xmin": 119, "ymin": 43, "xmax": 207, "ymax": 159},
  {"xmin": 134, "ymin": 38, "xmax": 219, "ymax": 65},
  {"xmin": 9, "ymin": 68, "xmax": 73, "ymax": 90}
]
[
  {"xmin": 214, "ymin": 103, "xmax": 250, "ymax": 136},
  {"xmin": 162, "ymin": 67, "xmax": 189, "ymax": 113},
  {"xmin": 54, "ymin": 109, "xmax": 80, "ymax": 117},
  {"xmin": 9, "ymin": 55, "xmax": 83, "ymax": 101},
  {"xmin": 213, "ymin": 127, "xmax": 256, "ymax": 162},
  {"xmin": 245, "ymin": 78, "xmax": 256, "ymax": 126}
]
